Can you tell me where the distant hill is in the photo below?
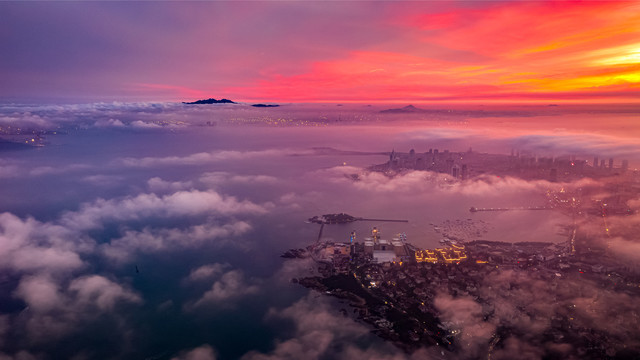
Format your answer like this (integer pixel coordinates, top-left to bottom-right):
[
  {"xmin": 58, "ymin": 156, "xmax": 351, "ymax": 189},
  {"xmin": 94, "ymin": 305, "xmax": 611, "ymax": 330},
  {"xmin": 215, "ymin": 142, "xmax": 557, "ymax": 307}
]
[
  {"xmin": 251, "ymin": 104, "xmax": 280, "ymax": 108},
  {"xmin": 380, "ymin": 105, "xmax": 532, "ymax": 118},
  {"xmin": 380, "ymin": 105, "xmax": 423, "ymax": 113},
  {"xmin": 183, "ymin": 98, "xmax": 236, "ymax": 105}
]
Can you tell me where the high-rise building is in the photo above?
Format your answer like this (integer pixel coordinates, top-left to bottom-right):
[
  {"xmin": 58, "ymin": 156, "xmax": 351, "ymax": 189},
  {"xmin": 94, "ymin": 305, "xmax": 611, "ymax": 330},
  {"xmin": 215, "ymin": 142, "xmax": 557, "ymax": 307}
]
[
  {"xmin": 609, "ymin": 158, "xmax": 614, "ymax": 170},
  {"xmin": 593, "ymin": 156, "xmax": 599, "ymax": 167},
  {"xmin": 461, "ymin": 164, "xmax": 468, "ymax": 180},
  {"xmin": 446, "ymin": 158, "xmax": 454, "ymax": 174}
]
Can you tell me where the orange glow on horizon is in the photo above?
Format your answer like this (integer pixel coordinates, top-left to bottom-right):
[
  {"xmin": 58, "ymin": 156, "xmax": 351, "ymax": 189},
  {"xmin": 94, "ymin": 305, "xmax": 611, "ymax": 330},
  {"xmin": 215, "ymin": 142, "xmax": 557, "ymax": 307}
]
[{"xmin": 225, "ymin": 1, "xmax": 640, "ymax": 104}]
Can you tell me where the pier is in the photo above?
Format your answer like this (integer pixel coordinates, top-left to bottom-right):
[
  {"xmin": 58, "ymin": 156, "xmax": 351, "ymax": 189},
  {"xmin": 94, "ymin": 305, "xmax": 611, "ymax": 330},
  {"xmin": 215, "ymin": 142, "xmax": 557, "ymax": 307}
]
[
  {"xmin": 469, "ymin": 206, "xmax": 551, "ymax": 212},
  {"xmin": 308, "ymin": 213, "xmax": 408, "ymax": 225},
  {"xmin": 358, "ymin": 218, "xmax": 409, "ymax": 223}
]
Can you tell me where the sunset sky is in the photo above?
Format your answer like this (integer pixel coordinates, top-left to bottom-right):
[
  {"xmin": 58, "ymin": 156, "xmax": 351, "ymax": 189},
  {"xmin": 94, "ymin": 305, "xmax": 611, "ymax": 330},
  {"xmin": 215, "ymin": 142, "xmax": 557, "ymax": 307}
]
[{"xmin": 1, "ymin": 1, "xmax": 639, "ymax": 103}]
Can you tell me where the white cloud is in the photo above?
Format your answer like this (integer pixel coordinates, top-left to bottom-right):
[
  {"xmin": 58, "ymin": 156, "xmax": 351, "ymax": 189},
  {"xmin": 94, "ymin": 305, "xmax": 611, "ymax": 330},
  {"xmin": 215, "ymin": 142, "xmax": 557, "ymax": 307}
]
[
  {"xmin": 0, "ymin": 113, "xmax": 51, "ymax": 129},
  {"xmin": 130, "ymin": 120, "xmax": 162, "ymax": 129},
  {"xmin": 0, "ymin": 163, "xmax": 93, "ymax": 179},
  {"xmin": 0, "ymin": 213, "xmax": 88, "ymax": 274},
  {"xmin": 113, "ymin": 149, "xmax": 289, "ymax": 168},
  {"xmin": 434, "ymin": 293, "xmax": 496, "ymax": 357},
  {"xmin": 68, "ymin": 275, "xmax": 142, "ymax": 311},
  {"xmin": 12, "ymin": 274, "xmax": 142, "ymax": 342},
  {"xmin": 171, "ymin": 344, "xmax": 217, "ymax": 360},
  {"xmin": 241, "ymin": 294, "xmax": 409, "ymax": 360},
  {"xmin": 272, "ymin": 258, "xmax": 316, "ymax": 285},
  {"xmin": 60, "ymin": 190, "xmax": 267, "ymax": 230},
  {"xmin": 491, "ymin": 337, "xmax": 544, "ymax": 360},
  {"xmin": 14, "ymin": 275, "xmax": 65, "ymax": 313},
  {"xmin": 93, "ymin": 118, "xmax": 126, "ymax": 128},
  {"xmin": 319, "ymin": 166, "xmax": 601, "ymax": 199},
  {"xmin": 80, "ymin": 174, "xmax": 125, "ymax": 186},
  {"xmin": 199, "ymin": 172, "xmax": 279, "ymax": 186},
  {"xmin": 147, "ymin": 177, "xmax": 194, "ymax": 192},
  {"xmin": 404, "ymin": 127, "xmax": 640, "ymax": 160},
  {"xmin": 10, "ymin": 246, "xmax": 84, "ymax": 274},
  {"xmin": 28, "ymin": 164, "xmax": 91, "ymax": 177},
  {"xmin": 184, "ymin": 263, "xmax": 231, "ymax": 283},
  {"xmin": 102, "ymin": 221, "xmax": 252, "ymax": 263},
  {"xmin": 190, "ymin": 269, "xmax": 259, "ymax": 308}
]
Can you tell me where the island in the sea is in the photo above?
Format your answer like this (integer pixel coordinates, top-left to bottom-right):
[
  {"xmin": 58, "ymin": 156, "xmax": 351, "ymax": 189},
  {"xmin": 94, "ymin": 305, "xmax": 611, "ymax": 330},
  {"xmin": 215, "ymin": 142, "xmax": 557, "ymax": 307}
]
[
  {"xmin": 182, "ymin": 98, "xmax": 236, "ymax": 105},
  {"xmin": 182, "ymin": 98, "xmax": 282, "ymax": 107},
  {"xmin": 308, "ymin": 213, "xmax": 408, "ymax": 225},
  {"xmin": 380, "ymin": 104, "xmax": 424, "ymax": 113}
]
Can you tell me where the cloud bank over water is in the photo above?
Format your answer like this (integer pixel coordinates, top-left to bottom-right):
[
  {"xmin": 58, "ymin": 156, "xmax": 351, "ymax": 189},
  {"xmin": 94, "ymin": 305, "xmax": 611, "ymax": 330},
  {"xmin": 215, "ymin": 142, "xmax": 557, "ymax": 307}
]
[{"xmin": 0, "ymin": 103, "xmax": 638, "ymax": 359}]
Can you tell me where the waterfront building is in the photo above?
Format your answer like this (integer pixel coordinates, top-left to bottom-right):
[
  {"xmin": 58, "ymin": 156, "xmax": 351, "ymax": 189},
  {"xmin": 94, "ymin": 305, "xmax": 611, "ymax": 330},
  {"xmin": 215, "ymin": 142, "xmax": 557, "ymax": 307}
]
[
  {"xmin": 372, "ymin": 250, "xmax": 396, "ymax": 263},
  {"xmin": 364, "ymin": 240, "xmax": 374, "ymax": 255}
]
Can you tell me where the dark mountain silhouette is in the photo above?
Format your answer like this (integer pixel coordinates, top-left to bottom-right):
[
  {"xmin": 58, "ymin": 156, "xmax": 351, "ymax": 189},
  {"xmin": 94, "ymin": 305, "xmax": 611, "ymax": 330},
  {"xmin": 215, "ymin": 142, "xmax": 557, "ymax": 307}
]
[
  {"xmin": 380, "ymin": 105, "xmax": 423, "ymax": 113},
  {"xmin": 183, "ymin": 98, "xmax": 236, "ymax": 105},
  {"xmin": 251, "ymin": 104, "xmax": 280, "ymax": 108},
  {"xmin": 380, "ymin": 105, "xmax": 535, "ymax": 118}
]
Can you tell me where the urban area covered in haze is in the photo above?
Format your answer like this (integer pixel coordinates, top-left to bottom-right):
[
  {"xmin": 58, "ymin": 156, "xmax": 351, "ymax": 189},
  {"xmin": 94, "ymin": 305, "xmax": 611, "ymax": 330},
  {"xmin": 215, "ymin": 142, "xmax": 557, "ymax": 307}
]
[{"xmin": 1, "ymin": 1, "xmax": 640, "ymax": 360}]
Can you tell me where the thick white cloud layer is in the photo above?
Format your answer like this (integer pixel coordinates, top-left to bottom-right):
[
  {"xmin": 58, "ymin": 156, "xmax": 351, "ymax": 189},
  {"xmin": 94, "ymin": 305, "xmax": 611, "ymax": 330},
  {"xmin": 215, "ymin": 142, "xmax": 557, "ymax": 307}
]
[
  {"xmin": 28, "ymin": 164, "xmax": 92, "ymax": 177},
  {"xmin": 114, "ymin": 149, "xmax": 290, "ymax": 168},
  {"xmin": 148, "ymin": 177, "xmax": 194, "ymax": 193},
  {"xmin": 13, "ymin": 274, "xmax": 141, "ymax": 342},
  {"xmin": 435, "ymin": 293, "xmax": 496, "ymax": 357},
  {"xmin": 241, "ymin": 293, "xmax": 440, "ymax": 360},
  {"xmin": 199, "ymin": 172, "xmax": 279, "ymax": 186},
  {"xmin": 0, "ymin": 213, "xmax": 88, "ymax": 274},
  {"xmin": 61, "ymin": 190, "xmax": 267, "ymax": 230},
  {"xmin": 68, "ymin": 275, "xmax": 142, "ymax": 310},
  {"xmin": 404, "ymin": 128, "xmax": 640, "ymax": 160},
  {"xmin": 102, "ymin": 221, "xmax": 252, "ymax": 263},
  {"xmin": 320, "ymin": 165, "xmax": 598, "ymax": 197},
  {"xmin": 94, "ymin": 118, "xmax": 126, "ymax": 128},
  {"xmin": 0, "ymin": 102, "xmax": 637, "ymax": 358},
  {"xmin": 0, "ymin": 184, "xmax": 267, "ymax": 355}
]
